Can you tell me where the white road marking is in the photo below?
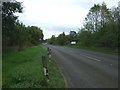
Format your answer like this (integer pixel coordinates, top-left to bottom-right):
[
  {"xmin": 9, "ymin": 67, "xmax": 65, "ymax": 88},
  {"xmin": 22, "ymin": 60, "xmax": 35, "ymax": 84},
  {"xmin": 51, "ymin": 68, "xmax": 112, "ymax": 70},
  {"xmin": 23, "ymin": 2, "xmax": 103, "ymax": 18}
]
[
  {"xmin": 80, "ymin": 54, "xmax": 115, "ymax": 67},
  {"xmin": 80, "ymin": 54, "xmax": 101, "ymax": 62}
]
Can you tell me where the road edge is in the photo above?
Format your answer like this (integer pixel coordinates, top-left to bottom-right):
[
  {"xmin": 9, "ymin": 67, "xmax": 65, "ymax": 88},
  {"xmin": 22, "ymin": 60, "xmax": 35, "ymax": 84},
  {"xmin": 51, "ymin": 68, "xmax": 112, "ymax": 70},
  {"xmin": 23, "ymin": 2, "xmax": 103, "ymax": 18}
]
[{"xmin": 52, "ymin": 55, "xmax": 68, "ymax": 88}]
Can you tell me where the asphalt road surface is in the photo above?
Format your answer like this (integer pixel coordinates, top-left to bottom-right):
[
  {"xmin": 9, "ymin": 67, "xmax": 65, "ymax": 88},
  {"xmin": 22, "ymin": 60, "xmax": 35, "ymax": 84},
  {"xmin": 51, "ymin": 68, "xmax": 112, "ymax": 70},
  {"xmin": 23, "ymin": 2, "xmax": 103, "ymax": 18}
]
[{"xmin": 46, "ymin": 45, "xmax": 118, "ymax": 88}]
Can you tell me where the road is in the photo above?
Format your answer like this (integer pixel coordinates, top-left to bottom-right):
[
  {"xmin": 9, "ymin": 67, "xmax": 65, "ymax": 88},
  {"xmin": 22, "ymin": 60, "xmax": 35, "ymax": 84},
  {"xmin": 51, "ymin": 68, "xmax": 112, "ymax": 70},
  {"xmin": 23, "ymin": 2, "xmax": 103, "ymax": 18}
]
[{"xmin": 46, "ymin": 45, "xmax": 118, "ymax": 88}]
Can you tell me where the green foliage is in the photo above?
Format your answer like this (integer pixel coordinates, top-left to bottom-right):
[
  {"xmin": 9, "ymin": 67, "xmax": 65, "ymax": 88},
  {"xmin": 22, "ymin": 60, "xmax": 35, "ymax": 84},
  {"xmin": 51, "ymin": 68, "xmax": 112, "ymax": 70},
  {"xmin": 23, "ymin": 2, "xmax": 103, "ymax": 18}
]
[
  {"xmin": 2, "ymin": 46, "xmax": 65, "ymax": 88},
  {"xmin": 2, "ymin": 1, "xmax": 44, "ymax": 52},
  {"xmin": 47, "ymin": 35, "xmax": 56, "ymax": 45},
  {"xmin": 69, "ymin": 31, "xmax": 77, "ymax": 43},
  {"xmin": 2, "ymin": 1, "xmax": 23, "ymax": 46},
  {"xmin": 26, "ymin": 26, "xmax": 43, "ymax": 45},
  {"xmin": 57, "ymin": 32, "xmax": 66, "ymax": 45},
  {"xmin": 47, "ymin": 2, "xmax": 119, "ymax": 50},
  {"xmin": 47, "ymin": 32, "xmax": 67, "ymax": 45},
  {"xmin": 47, "ymin": 31, "xmax": 77, "ymax": 45},
  {"xmin": 77, "ymin": 30, "xmax": 93, "ymax": 47},
  {"xmin": 77, "ymin": 3, "xmax": 119, "ymax": 48}
]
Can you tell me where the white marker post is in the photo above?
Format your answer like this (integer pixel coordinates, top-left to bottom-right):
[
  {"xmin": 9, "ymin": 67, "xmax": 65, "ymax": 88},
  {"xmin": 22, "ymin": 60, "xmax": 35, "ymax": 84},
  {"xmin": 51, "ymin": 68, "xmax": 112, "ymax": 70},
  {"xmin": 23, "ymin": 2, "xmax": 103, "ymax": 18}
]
[
  {"xmin": 42, "ymin": 56, "xmax": 49, "ymax": 81},
  {"xmin": 47, "ymin": 48, "xmax": 52, "ymax": 62}
]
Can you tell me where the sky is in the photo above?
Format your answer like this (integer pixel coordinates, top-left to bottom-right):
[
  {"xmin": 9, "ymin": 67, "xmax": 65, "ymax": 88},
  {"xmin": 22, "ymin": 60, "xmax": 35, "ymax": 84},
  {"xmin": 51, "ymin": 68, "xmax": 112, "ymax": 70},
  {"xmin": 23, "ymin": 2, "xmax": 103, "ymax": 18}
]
[{"xmin": 16, "ymin": 0, "xmax": 119, "ymax": 39}]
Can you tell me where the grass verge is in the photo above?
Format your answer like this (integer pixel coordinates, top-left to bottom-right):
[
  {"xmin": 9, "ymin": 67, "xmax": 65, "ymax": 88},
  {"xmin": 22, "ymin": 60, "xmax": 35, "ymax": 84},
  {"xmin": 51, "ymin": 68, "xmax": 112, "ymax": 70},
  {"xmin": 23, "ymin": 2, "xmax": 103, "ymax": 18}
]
[
  {"xmin": 2, "ymin": 45, "xmax": 65, "ymax": 88},
  {"xmin": 63, "ymin": 45, "xmax": 119, "ymax": 55}
]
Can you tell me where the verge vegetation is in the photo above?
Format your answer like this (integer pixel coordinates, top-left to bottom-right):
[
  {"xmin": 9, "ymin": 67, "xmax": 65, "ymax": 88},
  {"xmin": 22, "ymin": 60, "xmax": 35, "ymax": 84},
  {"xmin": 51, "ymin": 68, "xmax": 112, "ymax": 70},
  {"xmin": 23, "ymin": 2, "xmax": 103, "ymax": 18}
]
[{"xmin": 2, "ymin": 45, "xmax": 65, "ymax": 88}]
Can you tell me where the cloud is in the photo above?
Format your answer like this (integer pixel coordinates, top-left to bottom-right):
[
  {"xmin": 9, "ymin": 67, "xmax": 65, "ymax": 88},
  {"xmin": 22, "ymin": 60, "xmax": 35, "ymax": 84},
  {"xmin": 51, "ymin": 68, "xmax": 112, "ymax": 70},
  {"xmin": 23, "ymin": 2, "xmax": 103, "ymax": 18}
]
[
  {"xmin": 19, "ymin": 2, "xmax": 88, "ymax": 25},
  {"xmin": 16, "ymin": 0, "xmax": 119, "ymax": 39}
]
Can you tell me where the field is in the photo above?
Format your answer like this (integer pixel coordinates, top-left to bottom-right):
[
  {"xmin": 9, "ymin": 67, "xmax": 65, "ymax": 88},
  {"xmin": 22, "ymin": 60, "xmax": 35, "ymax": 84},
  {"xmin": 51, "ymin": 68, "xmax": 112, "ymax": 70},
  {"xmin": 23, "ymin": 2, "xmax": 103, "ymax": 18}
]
[{"xmin": 2, "ymin": 45, "xmax": 65, "ymax": 88}]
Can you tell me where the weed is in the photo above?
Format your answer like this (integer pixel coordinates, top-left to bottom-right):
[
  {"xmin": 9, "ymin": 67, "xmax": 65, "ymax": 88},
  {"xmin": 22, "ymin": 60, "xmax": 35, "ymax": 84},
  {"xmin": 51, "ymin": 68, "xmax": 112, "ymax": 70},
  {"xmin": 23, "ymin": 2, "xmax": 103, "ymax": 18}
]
[{"xmin": 2, "ymin": 45, "xmax": 65, "ymax": 88}]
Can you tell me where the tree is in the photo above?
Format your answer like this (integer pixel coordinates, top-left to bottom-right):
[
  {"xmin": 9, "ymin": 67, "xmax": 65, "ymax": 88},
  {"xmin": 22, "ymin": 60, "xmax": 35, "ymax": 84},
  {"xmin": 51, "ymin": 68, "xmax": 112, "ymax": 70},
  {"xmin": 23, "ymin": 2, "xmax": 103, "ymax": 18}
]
[
  {"xmin": 47, "ymin": 35, "xmax": 56, "ymax": 44},
  {"xmin": 77, "ymin": 2, "xmax": 119, "ymax": 48},
  {"xmin": 77, "ymin": 29, "xmax": 93, "ymax": 47},
  {"xmin": 84, "ymin": 2, "xmax": 111, "ymax": 33},
  {"xmin": 57, "ymin": 32, "xmax": 66, "ymax": 45},
  {"xmin": 2, "ymin": 0, "xmax": 44, "ymax": 52},
  {"xmin": 69, "ymin": 31, "xmax": 77, "ymax": 42},
  {"xmin": 27, "ymin": 26, "xmax": 43, "ymax": 45},
  {"xmin": 100, "ymin": 2, "xmax": 112, "ymax": 28},
  {"xmin": 2, "ymin": 0, "xmax": 23, "ymax": 46},
  {"xmin": 47, "ymin": 2, "xmax": 119, "ymax": 49},
  {"xmin": 84, "ymin": 4, "xmax": 101, "ymax": 32},
  {"xmin": 93, "ymin": 6, "xmax": 119, "ymax": 48}
]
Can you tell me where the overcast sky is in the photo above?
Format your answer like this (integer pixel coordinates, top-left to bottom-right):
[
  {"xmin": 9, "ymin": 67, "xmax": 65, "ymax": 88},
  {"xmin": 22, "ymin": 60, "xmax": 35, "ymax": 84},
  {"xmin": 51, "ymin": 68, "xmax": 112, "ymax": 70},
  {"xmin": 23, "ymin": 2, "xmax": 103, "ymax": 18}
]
[{"xmin": 16, "ymin": 0, "xmax": 119, "ymax": 39}]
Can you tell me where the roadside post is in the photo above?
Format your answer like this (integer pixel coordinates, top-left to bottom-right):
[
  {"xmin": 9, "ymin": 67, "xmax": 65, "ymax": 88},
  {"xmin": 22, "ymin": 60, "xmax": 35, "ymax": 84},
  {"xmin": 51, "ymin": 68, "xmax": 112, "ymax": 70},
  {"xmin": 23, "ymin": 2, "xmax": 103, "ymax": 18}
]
[
  {"xmin": 42, "ymin": 56, "xmax": 49, "ymax": 81},
  {"xmin": 47, "ymin": 48, "xmax": 52, "ymax": 62}
]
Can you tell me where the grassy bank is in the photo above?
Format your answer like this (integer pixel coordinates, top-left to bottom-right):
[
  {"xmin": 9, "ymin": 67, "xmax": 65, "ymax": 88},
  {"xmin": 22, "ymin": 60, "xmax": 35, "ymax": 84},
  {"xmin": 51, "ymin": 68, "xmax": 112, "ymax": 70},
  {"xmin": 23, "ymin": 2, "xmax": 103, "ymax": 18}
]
[
  {"xmin": 2, "ymin": 45, "xmax": 65, "ymax": 88},
  {"xmin": 64, "ymin": 45, "xmax": 119, "ymax": 54}
]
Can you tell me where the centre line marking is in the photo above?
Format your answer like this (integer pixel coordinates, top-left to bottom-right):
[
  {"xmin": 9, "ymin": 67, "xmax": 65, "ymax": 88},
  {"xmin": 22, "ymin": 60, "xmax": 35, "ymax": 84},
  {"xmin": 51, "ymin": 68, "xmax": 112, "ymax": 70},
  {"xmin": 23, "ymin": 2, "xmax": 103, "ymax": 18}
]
[{"xmin": 80, "ymin": 54, "xmax": 101, "ymax": 62}]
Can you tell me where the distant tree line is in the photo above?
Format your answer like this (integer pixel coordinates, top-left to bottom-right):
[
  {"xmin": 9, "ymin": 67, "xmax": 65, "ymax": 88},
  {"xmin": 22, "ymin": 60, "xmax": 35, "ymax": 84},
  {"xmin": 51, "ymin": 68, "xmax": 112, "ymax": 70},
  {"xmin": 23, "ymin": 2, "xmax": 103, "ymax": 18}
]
[
  {"xmin": 47, "ymin": 2, "xmax": 120, "ymax": 49},
  {"xmin": 2, "ymin": 1, "xmax": 44, "ymax": 51}
]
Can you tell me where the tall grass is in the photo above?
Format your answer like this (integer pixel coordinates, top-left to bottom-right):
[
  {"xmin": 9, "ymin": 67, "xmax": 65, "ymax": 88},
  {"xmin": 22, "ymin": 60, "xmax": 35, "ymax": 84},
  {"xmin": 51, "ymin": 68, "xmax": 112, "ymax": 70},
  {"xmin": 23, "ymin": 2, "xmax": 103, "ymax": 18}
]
[{"xmin": 2, "ymin": 45, "xmax": 65, "ymax": 88}]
